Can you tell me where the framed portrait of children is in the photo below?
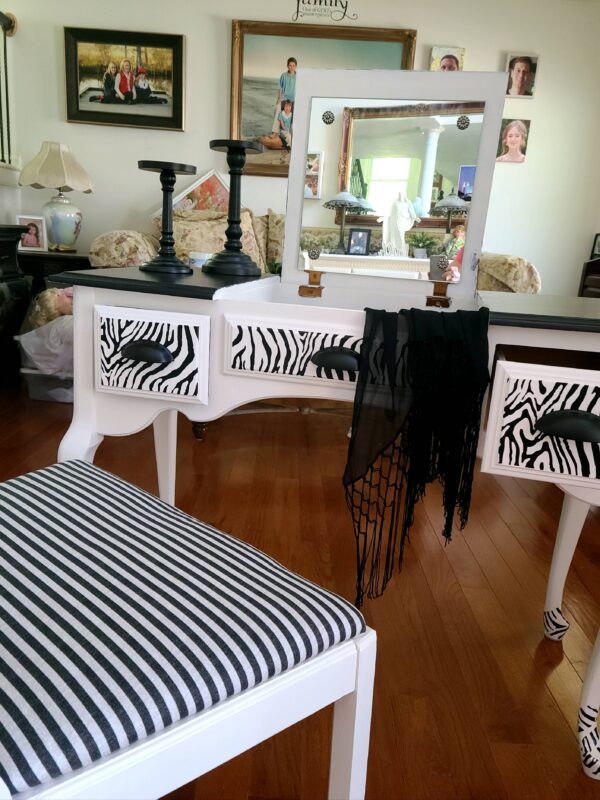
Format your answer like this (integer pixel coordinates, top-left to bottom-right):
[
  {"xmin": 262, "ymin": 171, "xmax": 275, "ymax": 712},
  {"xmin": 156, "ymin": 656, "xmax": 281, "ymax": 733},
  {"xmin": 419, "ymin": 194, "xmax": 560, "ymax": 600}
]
[
  {"xmin": 430, "ymin": 46, "xmax": 465, "ymax": 71},
  {"xmin": 230, "ymin": 20, "xmax": 416, "ymax": 177},
  {"xmin": 16, "ymin": 215, "xmax": 48, "ymax": 252},
  {"xmin": 504, "ymin": 53, "xmax": 539, "ymax": 99},
  {"xmin": 64, "ymin": 27, "xmax": 185, "ymax": 130}
]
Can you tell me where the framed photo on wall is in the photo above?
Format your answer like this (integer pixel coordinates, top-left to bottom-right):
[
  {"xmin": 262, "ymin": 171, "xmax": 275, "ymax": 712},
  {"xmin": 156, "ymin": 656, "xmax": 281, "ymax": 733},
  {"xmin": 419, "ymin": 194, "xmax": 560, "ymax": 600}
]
[
  {"xmin": 347, "ymin": 228, "xmax": 371, "ymax": 255},
  {"xmin": 496, "ymin": 118, "xmax": 531, "ymax": 163},
  {"xmin": 430, "ymin": 46, "xmax": 465, "ymax": 71},
  {"xmin": 64, "ymin": 27, "xmax": 185, "ymax": 130},
  {"xmin": 16, "ymin": 215, "xmax": 48, "ymax": 252},
  {"xmin": 304, "ymin": 151, "xmax": 324, "ymax": 199},
  {"xmin": 504, "ymin": 53, "xmax": 539, "ymax": 98},
  {"xmin": 230, "ymin": 20, "xmax": 416, "ymax": 177}
]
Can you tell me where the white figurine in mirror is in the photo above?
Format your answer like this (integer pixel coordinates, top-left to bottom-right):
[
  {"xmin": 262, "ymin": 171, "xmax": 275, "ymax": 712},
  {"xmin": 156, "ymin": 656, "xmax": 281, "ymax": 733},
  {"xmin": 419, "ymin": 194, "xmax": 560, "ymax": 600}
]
[{"xmin": 380, "ymin": 188, "xmax": 420, "ymax": 257}]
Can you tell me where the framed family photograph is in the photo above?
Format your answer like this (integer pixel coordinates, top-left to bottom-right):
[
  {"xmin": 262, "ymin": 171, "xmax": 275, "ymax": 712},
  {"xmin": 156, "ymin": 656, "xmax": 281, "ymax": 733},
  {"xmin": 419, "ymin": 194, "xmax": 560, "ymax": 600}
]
[
  {"xmin": 64, "ymin": 27, "xmax": 185, "ymax": 130},
  {"xmin": 231, "ymin": 20, "xmax": 416, "ymax": 177},
  {"xmin": 504, "ymin": 53, "xmax": 538, "ymax": 98},
  {"xmin": 590, "ymin": 233, "xmax": 600, "ymax": 260},
  {"xmin": 16, "ymin": 215, "xmax": 48, "ymax": 252},
  {"xmin": 347, "ymin": 228, "xmax": 371, "ymax": 255},
  {"xmin": 430, "ymin": 45, "xmax": 465, "ymax": 71},
  {"xmin": 304, "ymin": 151, "xmax": 324, "ymax": 199}
]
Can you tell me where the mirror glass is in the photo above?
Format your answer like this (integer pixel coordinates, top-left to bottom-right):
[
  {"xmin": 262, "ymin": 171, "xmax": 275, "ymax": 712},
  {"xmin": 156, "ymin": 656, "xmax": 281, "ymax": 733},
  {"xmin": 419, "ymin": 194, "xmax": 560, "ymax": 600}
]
[{"xmin": 299, "ymin": 97, "xmax": 485, "ymax": 283}]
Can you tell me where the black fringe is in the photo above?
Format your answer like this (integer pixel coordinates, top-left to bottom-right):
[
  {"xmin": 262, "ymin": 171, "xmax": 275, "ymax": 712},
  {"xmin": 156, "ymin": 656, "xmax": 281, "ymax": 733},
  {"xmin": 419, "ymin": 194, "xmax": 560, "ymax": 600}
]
[{"xmin": 344, "ymin": 307, "xmax": 490, "ymax": 607}]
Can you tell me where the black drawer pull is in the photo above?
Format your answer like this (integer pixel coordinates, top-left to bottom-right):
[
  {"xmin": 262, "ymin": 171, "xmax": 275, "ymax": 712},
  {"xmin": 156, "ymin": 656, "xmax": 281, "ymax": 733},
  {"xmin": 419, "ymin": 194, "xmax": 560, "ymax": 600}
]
[
  {"xmin": 535, "ymin": 409, "xmax": 600, "ymax": 444},
  {"xmin": 120, "ymin": 340, "xmax": 174, "ymax": 364},
  {"xmin": 311, "ymin": 346, "xmax": 361, "ymax": 372}
]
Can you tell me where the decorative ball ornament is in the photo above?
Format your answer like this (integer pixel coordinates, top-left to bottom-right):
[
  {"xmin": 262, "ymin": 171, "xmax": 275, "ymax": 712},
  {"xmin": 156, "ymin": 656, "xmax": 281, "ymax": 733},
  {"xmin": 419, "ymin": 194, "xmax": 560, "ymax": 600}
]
[
  {"xmin": 322, "ymin": 111, "xmax": 335, "ymax": 125},
  {"xmin": 307, "ymin": 247, "xmax": 321, "ymax": 261},
  {"xmin": 415, "ymin": 103, "xmax": 429, "ymax": 113},
  {"xmin": 437, "ymin": 254, "xmax": 449, "ymax": 270},
  {"xmin": 456, "ymin": 115, "xmax": 470, "ymax": 130}
]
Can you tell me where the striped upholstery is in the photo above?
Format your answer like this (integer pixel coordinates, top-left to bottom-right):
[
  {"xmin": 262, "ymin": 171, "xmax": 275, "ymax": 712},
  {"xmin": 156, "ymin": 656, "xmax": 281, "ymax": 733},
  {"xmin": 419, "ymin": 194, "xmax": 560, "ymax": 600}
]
[{"xmin": 0, "ymin": 461, "xmax": 365, "ymax": 795}]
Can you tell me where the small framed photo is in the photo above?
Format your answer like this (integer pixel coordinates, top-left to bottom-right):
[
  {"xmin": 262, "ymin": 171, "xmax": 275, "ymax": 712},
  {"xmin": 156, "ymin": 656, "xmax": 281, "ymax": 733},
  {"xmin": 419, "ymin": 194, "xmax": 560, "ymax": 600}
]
[
  {"xmin": 496, "ymin": 118, "xmax": 531, "ymax": 163},
  {"xmin": 16, "ymin": 215, "xmax": 48, "ymax": 252},
  {"xmin": 304, "ymin": 151, "xmax": 324, "ymax": 200},
  {"xmin": 152, "ymin": 169, "xmax": 229, "ymax": 221},
  {"xmin": 590, "ymin": 233, "xmax": 600, "ymax": 260},
  {"xmin": 505, "ymin": 53, "xmax": 539, "ymax": 98},
  {"xmin": 457, "ymin": 165, "xmax": 476, "ymax": 200},
  {"xmin": 430, "ymin": 46, "xmax": 465, "ymax": 71},
  {"xmin": 64, "ymin": 27, "xmax": 185, "ymax": 131},
  {"xmin": 347, "ymin": 228, "xmax": 371, "ymax": 256}
]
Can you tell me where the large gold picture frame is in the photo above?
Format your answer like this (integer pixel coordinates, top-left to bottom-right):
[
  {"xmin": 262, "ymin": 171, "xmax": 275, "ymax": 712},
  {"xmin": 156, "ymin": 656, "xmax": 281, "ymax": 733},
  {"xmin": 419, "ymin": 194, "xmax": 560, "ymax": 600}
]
[{"xmin": 230, "ymin": 20, "xmax": 416, "ymax": 178}]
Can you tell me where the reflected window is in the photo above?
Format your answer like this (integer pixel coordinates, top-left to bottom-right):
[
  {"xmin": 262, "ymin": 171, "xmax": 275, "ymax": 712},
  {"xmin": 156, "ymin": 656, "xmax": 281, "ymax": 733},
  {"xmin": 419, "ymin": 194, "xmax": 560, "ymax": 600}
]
[{"xmin": 366, "ymin": 157, "xmax": 411, "ymax": 216}]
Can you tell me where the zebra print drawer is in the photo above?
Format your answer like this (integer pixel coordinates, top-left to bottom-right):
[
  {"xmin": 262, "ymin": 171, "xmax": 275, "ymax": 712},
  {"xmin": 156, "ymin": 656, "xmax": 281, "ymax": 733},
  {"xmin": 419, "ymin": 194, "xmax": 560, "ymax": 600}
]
[
  {"xmin": 482, "ymin": 360, "xmax": 600, "ymax": 490},
  {"xmin": 95, "ymin": 305, "xmax": 210, "ymax": 403},
  {"xmin": 224, "ymin": 314, "xmax": 362, "ymax": 386}
]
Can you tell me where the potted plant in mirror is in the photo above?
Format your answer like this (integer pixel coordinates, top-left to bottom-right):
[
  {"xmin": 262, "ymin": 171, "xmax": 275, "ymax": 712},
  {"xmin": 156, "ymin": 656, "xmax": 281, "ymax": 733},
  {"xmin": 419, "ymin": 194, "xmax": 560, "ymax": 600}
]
[{"xmin": 406, "ymin": 231, "xmax": 439, "ymax": 259}]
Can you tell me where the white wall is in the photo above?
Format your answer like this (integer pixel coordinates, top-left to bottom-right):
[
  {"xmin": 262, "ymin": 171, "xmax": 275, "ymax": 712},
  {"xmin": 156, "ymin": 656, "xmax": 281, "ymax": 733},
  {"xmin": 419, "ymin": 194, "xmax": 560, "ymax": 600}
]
[{"xmin": 4, "ymin": 0, "xmax": 600, "ymax": 295}]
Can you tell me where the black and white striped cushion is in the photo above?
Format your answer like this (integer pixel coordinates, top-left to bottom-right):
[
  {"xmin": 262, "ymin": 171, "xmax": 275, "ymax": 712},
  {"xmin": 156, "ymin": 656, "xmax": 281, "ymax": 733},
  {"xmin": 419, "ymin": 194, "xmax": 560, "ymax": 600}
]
[{"xmin": 0, "ymin": 461, "xmax": 365, "ymax": 795}]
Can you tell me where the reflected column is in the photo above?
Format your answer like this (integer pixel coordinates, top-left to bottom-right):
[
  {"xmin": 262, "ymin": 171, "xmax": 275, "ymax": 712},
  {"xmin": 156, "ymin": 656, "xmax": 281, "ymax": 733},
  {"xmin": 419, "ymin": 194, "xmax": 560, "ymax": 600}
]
[{"xmin": 417, "ymin": 125, "xmax": 444, "ymax": 217}]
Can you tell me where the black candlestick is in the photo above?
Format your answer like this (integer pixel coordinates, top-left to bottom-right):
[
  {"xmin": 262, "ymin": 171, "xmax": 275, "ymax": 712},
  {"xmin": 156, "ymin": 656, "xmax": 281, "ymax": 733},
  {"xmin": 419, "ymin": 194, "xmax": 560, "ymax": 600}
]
[
  {"xmin": 138, "ymin": 160, "xmax": 196, "ymax": 275},
  {"xmin": 202, "ymin": 139, "xmax": 264, "ymax": 277}
]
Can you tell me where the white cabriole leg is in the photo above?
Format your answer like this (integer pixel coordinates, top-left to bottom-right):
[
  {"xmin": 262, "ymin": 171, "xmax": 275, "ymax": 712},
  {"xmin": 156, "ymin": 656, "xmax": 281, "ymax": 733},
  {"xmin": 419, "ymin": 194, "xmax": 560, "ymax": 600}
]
[
  {"xmin": 58, "ymin": 422, "xmax": 104, "ymax": 464},
  {"xmin": 153, "ymin": 409, "xmax": 178, "ymax": 505},
  {"xmin": 543, "ymin": 493, "xmax": 590, "ymax": 641},
  {"xmin": 579, "ymin": 630, "xmax": 600, "ymax": 779},
  {"xmin": 328, "ymin": 629, "xmax": 377, "ymax": 800}
]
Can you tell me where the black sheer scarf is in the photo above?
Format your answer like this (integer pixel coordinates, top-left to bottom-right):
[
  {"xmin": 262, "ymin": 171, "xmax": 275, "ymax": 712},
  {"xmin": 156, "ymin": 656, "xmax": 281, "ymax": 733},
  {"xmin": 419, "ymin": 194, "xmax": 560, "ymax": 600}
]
[{"xmin": 343, "ymin": 307, "xmax": 490, "ymax": 606}]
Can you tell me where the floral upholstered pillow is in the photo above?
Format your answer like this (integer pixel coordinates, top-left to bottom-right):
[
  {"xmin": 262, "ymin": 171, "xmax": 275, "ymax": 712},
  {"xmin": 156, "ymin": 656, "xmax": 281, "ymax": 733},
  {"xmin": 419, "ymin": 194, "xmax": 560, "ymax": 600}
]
[
  {"xmin": 89, "ymin": 230, "xmax": 159, "ymax": 268},
  {"xmin": 161, "ymin": 209, "xmax": 265, "ymax": 270},
  {"xmin": 251, "ymin": 214, "xmax": 269, "ymax": 268},
  {"xmin": 267, "ymin": 208, "xmax": 286, "ymax": 266}
]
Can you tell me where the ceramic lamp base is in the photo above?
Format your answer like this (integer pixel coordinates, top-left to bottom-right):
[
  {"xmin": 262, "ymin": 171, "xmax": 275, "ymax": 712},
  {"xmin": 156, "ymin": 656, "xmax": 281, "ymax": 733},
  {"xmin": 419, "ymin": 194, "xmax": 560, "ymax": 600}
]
[{"xmin": 43, "ymin": 192, "xmax": 82, "ymax": 252}]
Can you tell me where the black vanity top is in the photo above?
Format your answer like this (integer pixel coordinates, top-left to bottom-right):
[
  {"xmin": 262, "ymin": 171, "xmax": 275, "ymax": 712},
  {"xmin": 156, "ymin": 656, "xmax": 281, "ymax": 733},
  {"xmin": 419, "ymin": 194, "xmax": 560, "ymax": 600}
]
[{"xmin": 51, "ymin": 265, "xmax": 268, "ymax": 299}]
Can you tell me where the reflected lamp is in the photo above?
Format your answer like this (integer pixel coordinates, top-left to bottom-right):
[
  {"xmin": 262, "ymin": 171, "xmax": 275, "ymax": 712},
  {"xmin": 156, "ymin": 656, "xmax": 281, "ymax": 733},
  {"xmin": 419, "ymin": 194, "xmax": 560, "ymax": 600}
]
[
  {"xmin": 323, "ymin": 191, "xmax": 362, "ymax": 254},
  {"xmin": 434, "ymin": 193, "xmax": 468, "ymax": 233},
  {"xmin": 18, "ymin": 141, "xmax": 93, "ymax": 251}
]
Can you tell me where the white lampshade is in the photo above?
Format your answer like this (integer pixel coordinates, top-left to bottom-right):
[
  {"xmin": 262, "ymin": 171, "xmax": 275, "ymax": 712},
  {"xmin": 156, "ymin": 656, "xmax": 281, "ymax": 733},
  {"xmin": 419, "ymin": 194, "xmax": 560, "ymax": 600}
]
[
  {"xmin": 323, "ymin": 191, "xmax": 360, "ymax": 210},
  {"xmin": 434, "ymin": 193, "xmax": 467, "ymax": 211},
  {"xmin": 19, "ymin": 141, "xmax": 93, "ymax": 193}
]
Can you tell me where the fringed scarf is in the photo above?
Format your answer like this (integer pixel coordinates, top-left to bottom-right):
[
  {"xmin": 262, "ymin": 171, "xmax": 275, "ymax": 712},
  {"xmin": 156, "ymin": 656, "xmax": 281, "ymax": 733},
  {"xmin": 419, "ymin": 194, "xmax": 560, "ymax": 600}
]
[{"xmin": 343, "ymin": 307, "xmax": 490, "ymax": 607}]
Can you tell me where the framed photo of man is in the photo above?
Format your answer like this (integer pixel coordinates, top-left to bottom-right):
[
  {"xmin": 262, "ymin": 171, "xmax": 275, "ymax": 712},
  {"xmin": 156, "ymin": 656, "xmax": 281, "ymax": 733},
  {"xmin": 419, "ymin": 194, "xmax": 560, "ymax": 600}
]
[
  {"xmin": 430, "ymin": 46, "xmax": 465, "ymax": 71},
  {"xmin": 504, "ymin": 53, "xmax": 539, "ymax": 98}
]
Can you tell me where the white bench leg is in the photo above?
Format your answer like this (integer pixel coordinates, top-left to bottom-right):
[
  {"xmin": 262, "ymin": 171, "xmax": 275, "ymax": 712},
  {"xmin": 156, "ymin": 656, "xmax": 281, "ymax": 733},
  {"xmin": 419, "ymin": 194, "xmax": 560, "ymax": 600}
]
[
  {"xmin": 153, "ymin": 409, "xmax": 178, "ymax": 505},
  {"xmin": 579, "ymin": 630, "xmax": 600, "ymax": 779},
  {"xmin": 58, "ymin": 418, "xmax": 104, "ymax": 463},
  {"xmin": 543, "ymin": 493, "xmax": 590, "ymax": 641},
  {"xmin": 328, "ymin": 629, "xmax": 377, "ymax": 800}
]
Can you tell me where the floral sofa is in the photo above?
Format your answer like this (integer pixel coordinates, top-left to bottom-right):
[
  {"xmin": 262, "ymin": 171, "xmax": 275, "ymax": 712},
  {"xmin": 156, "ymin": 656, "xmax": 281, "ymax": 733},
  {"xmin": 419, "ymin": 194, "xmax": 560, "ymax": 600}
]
[{"xmin": 89, "ymin": 210, "xmax": 541, "ymax": 294}]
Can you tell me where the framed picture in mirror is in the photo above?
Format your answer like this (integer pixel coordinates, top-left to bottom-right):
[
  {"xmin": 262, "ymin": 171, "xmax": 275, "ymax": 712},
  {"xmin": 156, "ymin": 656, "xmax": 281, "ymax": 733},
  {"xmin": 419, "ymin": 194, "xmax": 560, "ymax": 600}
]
[
  {"xmin": 230, "ymin": 20, "xmax": 416, "ymax": 177},
  {"xmin": 304, "ymin": 151, "xmax": 323, "ymax": 199},
  {"xmin": 347, "ymin": 228, "xmax": 371, "ymax": 255}
]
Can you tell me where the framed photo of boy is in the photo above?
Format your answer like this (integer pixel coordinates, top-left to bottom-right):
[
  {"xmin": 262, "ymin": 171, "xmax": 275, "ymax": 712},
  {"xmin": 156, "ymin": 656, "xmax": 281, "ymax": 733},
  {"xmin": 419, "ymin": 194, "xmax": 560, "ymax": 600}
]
[
  {"xmin": 504, "ymin": 53, "xmax": 538, "ymax": 98},
  {"xmin": 64, "ymin": 27, "xmax": 184, "ymax": 130},
  {"xmin": 16, "ymin": 215, "xmax": 48, "ymax": 252},
  {"xmin": 230, "ymin": 20, "xmax": 416, "ymax": 177},
  {"xmin": 591, "ymin": 233, "xmax": 600, "ymax": 260},
  {"xmin": 347, "ymin": 228, "xmax": 371, "ymax": 256}
]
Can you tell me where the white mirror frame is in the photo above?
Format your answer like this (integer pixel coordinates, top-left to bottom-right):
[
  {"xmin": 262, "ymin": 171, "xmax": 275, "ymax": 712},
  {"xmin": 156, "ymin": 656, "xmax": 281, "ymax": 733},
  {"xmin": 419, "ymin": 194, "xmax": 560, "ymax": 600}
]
[{"xmin": 282, "ymin": 68, "xmax": 507, "ymax": 299}]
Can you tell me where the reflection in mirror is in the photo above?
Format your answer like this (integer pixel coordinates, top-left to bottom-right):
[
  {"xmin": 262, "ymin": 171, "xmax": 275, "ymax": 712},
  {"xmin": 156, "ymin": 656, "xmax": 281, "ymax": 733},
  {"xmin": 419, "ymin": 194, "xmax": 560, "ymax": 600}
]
[{"xmin": 299, "ymin": 98, "xmax": 485, "ymax": 283}]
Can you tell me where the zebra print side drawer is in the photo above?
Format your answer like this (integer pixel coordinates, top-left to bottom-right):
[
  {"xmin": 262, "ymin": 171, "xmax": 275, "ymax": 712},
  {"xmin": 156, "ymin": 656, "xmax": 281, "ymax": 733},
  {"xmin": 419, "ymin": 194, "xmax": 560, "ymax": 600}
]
[
  {"xmin": 223, "ymin": 314, "xmax": 362, "ymax": 386},
  {"xmin": 482, "ymin": 360, "xmax": 600, "ymax": 490},
  {"xmin": 95, "ymin": 305, "xmax": 210, "ymax": 403}
]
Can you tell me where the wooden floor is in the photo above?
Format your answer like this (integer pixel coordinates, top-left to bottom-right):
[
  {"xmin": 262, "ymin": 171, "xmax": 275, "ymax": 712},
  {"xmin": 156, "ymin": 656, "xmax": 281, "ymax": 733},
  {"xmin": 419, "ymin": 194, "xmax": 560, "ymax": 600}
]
[{"xmin": 1, "ymin": 387, "xmax": 599, "ymax": 800}]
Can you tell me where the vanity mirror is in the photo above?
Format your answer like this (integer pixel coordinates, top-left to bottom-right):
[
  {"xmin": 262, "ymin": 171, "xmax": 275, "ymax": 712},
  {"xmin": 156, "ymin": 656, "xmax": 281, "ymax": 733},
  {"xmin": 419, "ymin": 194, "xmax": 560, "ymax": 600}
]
[{"xmin": 283, "ymin": 68, "xmax": 507, "ymax": 297}]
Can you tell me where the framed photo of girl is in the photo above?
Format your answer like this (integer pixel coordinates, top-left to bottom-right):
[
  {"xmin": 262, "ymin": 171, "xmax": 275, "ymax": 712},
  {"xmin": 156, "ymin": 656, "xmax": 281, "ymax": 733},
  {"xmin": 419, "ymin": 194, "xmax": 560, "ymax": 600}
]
[
  {"xmin": 230, "ymin": 20, "xmax": 416, "ymax": 177},
  {"xmin": 64, "ymin": 27, "xmax": 185, "ymax": 131},
  {"xmin": 16, "ymin": 215, "xmax": 48, "ymax": 252}
]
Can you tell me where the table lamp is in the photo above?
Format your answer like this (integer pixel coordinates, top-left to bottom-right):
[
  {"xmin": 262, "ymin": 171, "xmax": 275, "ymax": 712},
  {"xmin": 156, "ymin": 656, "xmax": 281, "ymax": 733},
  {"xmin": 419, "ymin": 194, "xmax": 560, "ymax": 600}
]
[
  {"xmin": 434, "ymin": 193, "xmax": 468, "ymax": 233},
  {"xmin": 18, "ymin": 141, "xmax": 93, "ymax": 252},
  {"xmin": 323, "ymin": 191, "xmax": 362, "ymax": 254}
]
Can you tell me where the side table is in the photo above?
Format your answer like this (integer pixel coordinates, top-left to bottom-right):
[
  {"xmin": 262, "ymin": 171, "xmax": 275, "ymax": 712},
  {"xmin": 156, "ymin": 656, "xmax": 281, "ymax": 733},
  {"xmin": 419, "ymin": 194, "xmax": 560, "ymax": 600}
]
[{"xmin": 17, "ymin": 250, "xmax": 91, "ymax": 296}]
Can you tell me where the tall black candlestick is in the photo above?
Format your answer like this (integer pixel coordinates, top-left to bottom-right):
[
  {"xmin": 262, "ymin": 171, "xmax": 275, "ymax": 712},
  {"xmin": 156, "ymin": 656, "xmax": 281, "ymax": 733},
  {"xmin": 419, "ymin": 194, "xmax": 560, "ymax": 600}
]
[
  {"xmin": 202, "ymin": 139, "xmax": 264, "ymax": 277},
  {"xmin": 138, "ymin": 160, "xmax": 196, "ymax": 275}
]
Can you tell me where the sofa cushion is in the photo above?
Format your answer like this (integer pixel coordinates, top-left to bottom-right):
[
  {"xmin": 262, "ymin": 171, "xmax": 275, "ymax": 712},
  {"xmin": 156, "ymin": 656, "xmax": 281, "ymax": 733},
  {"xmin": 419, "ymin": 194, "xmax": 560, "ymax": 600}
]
[
  {"xmin": 252, "ymin": 213, "xmax": 269, "ymax": 268},
  {"xmin": 267, "ymin": 208, "xmax": 286, "ymax": 266},
  {"xmin": 164, "ymin": 209, "xmax": 265, "ymax": 270},
  {"xmin": 89, "ymin": 230, "xmax": 159, "ymax": 268}
]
